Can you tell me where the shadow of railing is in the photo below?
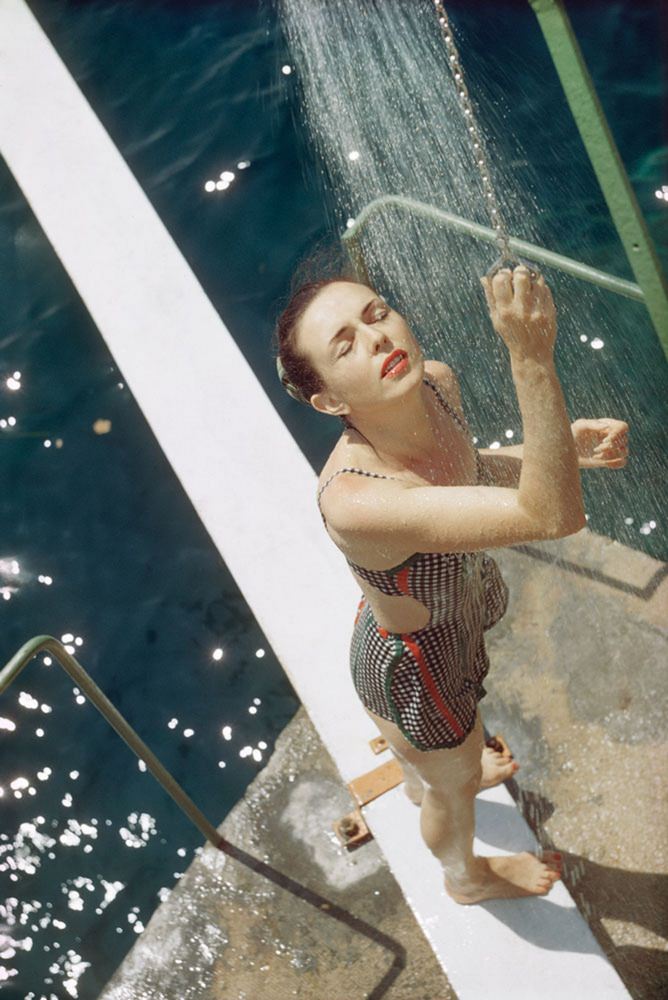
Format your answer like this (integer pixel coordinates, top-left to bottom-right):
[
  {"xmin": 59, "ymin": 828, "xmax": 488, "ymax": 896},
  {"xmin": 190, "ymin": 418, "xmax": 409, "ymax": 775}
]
[{"xmin": 1, "ymin": 635, "xmax": 406, "ymax": 999}]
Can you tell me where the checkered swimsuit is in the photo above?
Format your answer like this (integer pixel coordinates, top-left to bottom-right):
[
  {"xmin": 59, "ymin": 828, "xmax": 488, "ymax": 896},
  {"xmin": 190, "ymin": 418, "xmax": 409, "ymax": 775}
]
[{"xmin": 317, "ymin": 376, "xmax": 509, "ymax": 751}]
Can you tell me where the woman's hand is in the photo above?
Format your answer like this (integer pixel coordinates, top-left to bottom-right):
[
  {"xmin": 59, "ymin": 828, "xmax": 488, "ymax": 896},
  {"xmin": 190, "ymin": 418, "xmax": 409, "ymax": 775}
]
[
  {"xmin": 480, "ymin": 267, "xmax": 557, "ymax": 362},
  {"xmin": 571, "ymin": 418, "xmax": 629, "ymax": 468}
]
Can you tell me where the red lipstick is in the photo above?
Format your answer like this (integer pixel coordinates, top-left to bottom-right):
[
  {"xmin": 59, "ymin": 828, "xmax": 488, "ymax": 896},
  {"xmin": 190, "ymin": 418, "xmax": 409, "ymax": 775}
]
[{"xmin": 381, "ymin": 349, "xmax": 408, "ymax": 378}]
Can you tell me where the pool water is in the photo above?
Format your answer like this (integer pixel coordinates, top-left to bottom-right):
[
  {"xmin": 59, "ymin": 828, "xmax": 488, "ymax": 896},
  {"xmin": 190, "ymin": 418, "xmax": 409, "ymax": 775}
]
[{"xmin": 0, "ymin": 1, "xmax": 665, "ymax": 996}]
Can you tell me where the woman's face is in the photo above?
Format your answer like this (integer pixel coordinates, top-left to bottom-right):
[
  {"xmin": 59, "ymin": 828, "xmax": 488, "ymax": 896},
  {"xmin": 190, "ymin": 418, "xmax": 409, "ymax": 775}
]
[{"xmin": 295, "ymin": 281, "xmax": 424, "ymax": 417}]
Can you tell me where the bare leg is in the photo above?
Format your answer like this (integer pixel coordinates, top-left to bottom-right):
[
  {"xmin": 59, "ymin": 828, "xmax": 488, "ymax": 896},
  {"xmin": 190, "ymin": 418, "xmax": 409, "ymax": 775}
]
[
  {"xmin": 364, "ymin": 707, "xmax": 561, "ymax": 904},
  {"xmin": 392, "ymin": 740, "xmax": 519, "ymax": 803},
  {"xmin": 387, "ymin": 745, "xmax": 425, "ymax": 805}
]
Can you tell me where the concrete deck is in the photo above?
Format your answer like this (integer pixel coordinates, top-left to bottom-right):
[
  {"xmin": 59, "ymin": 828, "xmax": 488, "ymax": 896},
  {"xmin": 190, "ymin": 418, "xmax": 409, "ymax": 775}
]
[
  {"xmin": 98, "ymin": 706, "xmax": 455, "ymax": 1000},
  {"xmin": 99, "ymin": 530, "xmax": 667, "ymax": 1000},
  {"xmin": 2, "ymin": 2, "xmax": 665, "ymax": 995}
]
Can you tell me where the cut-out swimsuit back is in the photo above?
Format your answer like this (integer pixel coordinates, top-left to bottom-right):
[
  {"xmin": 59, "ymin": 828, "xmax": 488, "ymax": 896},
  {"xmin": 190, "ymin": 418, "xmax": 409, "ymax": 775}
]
[{"xmin": 316, "ymin": 375, "xmax": 509, "ymax": 751}]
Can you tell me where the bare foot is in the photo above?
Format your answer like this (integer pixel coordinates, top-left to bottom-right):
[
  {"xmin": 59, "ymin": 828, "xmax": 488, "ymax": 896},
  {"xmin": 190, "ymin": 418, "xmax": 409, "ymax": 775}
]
[
  {"xmin": 445, "ymin": 851, "xmax": 562, "ymax": 904},
  {"xmin": 479, "ymin": 742, "xmax": 520, "ymax": 791}
]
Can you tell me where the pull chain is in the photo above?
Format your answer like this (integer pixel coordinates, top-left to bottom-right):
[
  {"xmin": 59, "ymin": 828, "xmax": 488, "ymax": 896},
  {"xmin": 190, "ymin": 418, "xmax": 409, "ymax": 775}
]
[{"xmin": 432, "ymin": 1, "xmax": 540, "ymax": 280}]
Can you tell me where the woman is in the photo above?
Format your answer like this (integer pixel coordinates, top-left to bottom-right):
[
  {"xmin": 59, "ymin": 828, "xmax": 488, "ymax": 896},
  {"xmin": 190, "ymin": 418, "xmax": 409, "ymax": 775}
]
[{"xmin": 274, "ymin": 266, "xmax": 628, "ymax": 904}]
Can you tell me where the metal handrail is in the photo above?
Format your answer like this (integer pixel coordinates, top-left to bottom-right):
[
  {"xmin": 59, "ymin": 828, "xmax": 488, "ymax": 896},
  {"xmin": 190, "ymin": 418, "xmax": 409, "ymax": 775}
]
[
  {"xmin": 341, "ymin": 194, "xmax": 645, "ymax": 303},
  {"xmin": 1, "ymin": 635, "xmax": 224, "ymax": 846},
  {"xmin": 1, "ymin": 636, "xmax": 406, "ymax": 996}
]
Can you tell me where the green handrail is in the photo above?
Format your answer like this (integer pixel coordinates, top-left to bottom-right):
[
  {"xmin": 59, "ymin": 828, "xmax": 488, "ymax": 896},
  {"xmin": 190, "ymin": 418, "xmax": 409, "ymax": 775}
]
[
  {"xmin": 528, "ymin": 0, "xmax": 668, "ymax": 355},
  {"xmin": 341, "ymin": 194, "xmax": 645, "ymax": 303},
  {"xmin": 1, "ymin": 636, "xmax": 407, "ymax": 989},
  {"xmin": 1, "ymin": 635, "xmax": 224, "ymax": 847}
]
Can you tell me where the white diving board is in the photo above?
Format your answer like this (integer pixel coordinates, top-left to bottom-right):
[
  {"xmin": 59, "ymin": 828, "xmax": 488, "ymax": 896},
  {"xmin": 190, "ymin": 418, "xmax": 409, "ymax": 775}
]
[{"xmin": 0, "ymin": 2, "xmax": 629, "ymax": 996}]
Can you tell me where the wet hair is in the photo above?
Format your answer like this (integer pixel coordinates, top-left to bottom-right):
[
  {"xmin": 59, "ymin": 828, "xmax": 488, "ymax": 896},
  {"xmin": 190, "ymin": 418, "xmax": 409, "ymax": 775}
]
[
  {"xmin": 273, "ymin": 239, "xmax": 373, "ymax": 407},
  {"xmin": 274, "ymin": 277, "xmax": 347, "ymax": 406}
]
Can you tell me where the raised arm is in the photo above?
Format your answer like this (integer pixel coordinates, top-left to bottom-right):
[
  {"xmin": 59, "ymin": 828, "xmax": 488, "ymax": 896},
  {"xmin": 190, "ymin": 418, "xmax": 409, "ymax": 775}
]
[{"xmin": 321, "ymin": 267, "xmax": 586, "ymax": 558}]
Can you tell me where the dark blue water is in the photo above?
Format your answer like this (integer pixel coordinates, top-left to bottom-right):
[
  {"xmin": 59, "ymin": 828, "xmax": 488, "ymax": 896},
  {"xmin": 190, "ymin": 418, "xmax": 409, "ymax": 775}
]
[{"xmin": 0, "ymin": 1, "xmax": 665, "ymax": 996}]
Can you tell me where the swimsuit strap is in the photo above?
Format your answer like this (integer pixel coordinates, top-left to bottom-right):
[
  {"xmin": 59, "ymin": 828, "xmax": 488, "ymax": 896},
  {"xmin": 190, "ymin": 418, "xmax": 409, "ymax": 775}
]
[
  {"xmin": 317, "ymin": 375, "xmax": 484, "ymax": 524},
  {"xmin": 422, "ymin": 375, "xmax": 469, "ymax": 435},
  {"xmin": 424, "ymin": 374, "xmax": 488, "ymax": 485}
]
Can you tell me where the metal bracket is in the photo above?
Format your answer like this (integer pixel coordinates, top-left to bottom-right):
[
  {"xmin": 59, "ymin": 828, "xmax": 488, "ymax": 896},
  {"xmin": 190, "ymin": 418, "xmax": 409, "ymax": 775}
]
[
  {"xmin": 333, "ymin": 807, "xmax": 372, "ymax": 849},
  {"xmin": 369, "ymin": 734, "xmax": 389, "ymax": 755},
  {"xmin": 347, "ymin": 758, "xmax": 405, "ymax": 808},
  {"xmin": 334, "ymin": 754, "xmax": 405, "ymax": 850},
  {"xmin": 333, "ymin": 760, "xmax": 404, "ymax": 850}
]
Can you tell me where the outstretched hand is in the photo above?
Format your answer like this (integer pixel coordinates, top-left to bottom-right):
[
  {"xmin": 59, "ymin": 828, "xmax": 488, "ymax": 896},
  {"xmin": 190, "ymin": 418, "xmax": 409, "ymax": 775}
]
[{"xmin": 571, "ymin": 418, "xmax": 629, "ymax": 468}]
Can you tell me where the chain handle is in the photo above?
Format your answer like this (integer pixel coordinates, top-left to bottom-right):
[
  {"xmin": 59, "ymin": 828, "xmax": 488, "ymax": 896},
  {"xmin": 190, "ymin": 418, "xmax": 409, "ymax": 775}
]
[{"xmin": 431, "ymin": 1, "xmax": 540, "ymax": 280}]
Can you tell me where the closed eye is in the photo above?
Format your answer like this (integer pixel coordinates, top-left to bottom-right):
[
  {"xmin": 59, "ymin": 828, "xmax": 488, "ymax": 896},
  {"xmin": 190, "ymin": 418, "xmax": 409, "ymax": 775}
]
[{"xmin": 336, "ymin": 304, "xmax": 390, "ymax": 358}]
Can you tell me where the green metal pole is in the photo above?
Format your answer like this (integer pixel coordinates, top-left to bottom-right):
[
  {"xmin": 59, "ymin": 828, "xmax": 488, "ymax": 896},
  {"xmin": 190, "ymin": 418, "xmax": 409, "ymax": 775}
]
[{"xmin": 528, "ymin": 0, "xmax": 668, "ymax": 357}]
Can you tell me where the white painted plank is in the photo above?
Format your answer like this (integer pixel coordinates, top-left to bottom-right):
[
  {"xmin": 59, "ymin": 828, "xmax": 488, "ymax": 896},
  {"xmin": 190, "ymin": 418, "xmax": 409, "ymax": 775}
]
[
  {"xmin": 0, "ymin": 2, "xmax": 630, "ymax": 995},
  {"xmin": 367, "ymin": 784, "xmax": 627, "ymax": 997}
]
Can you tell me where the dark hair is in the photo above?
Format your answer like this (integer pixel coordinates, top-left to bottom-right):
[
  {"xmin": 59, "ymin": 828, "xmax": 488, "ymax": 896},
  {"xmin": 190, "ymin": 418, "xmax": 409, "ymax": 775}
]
[{"xmin": 274, "ymin": 277, "xmax": 346, "ymax": 406}]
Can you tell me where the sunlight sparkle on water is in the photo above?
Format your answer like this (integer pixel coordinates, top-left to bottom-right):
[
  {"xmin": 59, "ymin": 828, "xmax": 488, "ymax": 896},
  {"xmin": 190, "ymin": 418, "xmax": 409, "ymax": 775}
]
[{"xmin": 19, "ymin": 692, "xmax": 39, "ymax": 710}]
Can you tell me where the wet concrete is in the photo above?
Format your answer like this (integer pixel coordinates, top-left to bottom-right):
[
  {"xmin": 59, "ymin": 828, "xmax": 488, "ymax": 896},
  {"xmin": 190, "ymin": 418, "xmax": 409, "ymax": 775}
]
[
  {"xmin": 99, "ymin": 706, "xmax": 454, "ymax": 1000},
  {"xmin": 99, "ymin": 529, "xmax": 667, "ymax": 999},
  {"xmin": 481, "ymin": 532, "xmax": 668, "ymax": 1000}
]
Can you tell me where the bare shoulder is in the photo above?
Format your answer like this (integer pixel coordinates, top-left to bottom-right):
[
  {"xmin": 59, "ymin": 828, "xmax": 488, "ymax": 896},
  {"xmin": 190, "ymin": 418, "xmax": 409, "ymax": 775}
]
[
  {"xmin": 316, "ymin": 466, "xmax": 413, "ymax": 563},
  {"xmin": 423, "ymin": 358, "xmax": 465, "ymax": 414},
  {"xmin": 317, "ymin": 428, "xmax": 370, "ymax": 491},
  {"xmin": 316, "ymin": 433, "xmax": 397, "ymax": 530}
]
